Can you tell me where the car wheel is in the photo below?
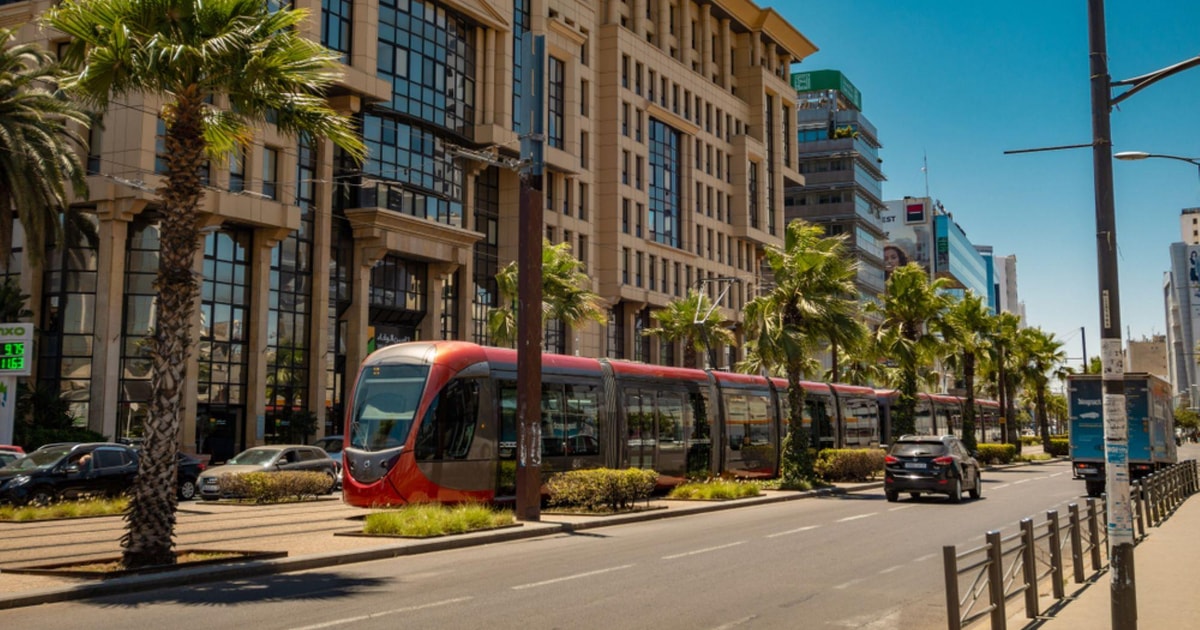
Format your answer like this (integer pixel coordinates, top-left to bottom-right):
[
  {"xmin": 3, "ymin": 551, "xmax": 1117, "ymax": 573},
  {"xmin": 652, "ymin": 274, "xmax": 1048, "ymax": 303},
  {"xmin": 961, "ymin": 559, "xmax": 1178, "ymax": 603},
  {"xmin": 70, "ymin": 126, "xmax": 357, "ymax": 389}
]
[
  {"xmin": 28, "ymin": 486, "xmax": 57, "ymax": 507},
  {"xmin": 950, "ymin": 478, "xmax": 963, "ymax": 503},
  {"xmin": 324, "ymin": 470, "xmax": 337, "ymax": 495},
  {"xmin": 968, "ymin": 471, "xmax": 982, "ymax": 500},
  {"xmin": 885, "ymin": 489, "xmax": 898, "ymax": 502},
  {"xmin": 178, "ymin": 478, "xmax": 198, "ymax": 501}
]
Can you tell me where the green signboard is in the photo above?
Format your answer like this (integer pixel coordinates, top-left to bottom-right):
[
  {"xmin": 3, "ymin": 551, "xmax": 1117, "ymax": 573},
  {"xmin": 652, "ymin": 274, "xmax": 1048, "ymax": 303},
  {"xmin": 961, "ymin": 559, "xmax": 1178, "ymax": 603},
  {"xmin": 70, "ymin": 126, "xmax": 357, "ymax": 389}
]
[
  {"xmin": 790, "ymin": 69, "xmax": 863, "ymax": 111},
  {"xmin": 0, "ymin": 325, "xmax": 32, "ymax": 377}
]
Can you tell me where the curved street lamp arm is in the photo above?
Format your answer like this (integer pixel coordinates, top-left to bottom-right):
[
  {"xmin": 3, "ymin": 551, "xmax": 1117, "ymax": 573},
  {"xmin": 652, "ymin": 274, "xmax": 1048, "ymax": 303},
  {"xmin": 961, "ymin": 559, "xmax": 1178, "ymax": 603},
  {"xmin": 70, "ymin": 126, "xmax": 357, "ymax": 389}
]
[{"xmin": 1110, "ymin": 55, "xmax": 1200, "ymax": 108}]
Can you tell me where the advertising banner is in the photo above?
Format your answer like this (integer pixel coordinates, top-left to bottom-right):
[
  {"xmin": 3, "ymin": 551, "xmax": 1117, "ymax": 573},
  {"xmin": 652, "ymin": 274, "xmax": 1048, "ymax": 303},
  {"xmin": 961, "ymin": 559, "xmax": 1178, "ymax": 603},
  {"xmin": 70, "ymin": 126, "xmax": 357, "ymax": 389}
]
[{"xmin": 881, "ymin": 199, "xmax": 933, "ymax": 279}]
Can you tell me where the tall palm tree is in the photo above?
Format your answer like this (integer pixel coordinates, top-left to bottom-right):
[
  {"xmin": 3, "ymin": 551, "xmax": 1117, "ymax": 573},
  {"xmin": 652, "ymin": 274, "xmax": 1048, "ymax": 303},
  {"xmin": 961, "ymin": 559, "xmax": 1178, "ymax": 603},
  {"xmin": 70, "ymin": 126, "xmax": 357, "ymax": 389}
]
[
  {"xmin": 742, "ymin": 220, "xmax": 864, "ymax": 484},
  {"xmin": 941, "ymin": 292, "xmax": 994, "ymax": 450},
  {"xmin": 0, "ymin": 27, "xmax": 91, "ymax": 271},
  {"xmin": 643, "ymin": 290, "xmax": 735, "ymax": 369},
  {"xmin": 984, "ymin": 312, "xmax": 1023, "ymax": 447},
  {"xmin": 1016, "ymin": 327, "xmax": 1067, "ymax": 448},
  {"xmin": 488, "ymin": 239, "xmax": 606, "ymax": 348},
  {"xmin": 46, "ymin": 0, "xmax": 365, "ymax": 569},
  {"xmin": 871, "ymin": 263, "xmax": 950, "ymax": 439}
]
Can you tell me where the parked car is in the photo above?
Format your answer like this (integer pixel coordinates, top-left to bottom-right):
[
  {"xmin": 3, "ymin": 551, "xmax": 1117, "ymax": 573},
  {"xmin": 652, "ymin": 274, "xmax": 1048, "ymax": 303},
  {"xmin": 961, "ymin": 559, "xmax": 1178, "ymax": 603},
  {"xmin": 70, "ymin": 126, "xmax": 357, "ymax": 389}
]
[
  {"xmin": 0, "ymin": 445, "xmax": 23, "ymax": 467},
  {"xmin": 177, "ymin": 452, "xmax": 206, "ymax": 501},
  {"xmin": 198, "ymin": 445, "xmax": 337, "ymax": 500},
  {"xmin": 884, "ymin": 435, "xmax": 982, "ymax": 503},
  {"xmin": 0, "ymin": 443, "xmax": 139, "ymax": 505},
  {"xmin": 310, "ymin": 435, "xmax": 343, "ymax": 486}
]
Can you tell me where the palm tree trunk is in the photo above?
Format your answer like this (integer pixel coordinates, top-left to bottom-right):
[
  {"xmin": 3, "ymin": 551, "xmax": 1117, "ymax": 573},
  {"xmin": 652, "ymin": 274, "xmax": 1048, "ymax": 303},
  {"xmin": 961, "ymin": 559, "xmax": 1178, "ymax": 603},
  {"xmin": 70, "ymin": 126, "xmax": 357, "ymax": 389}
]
[
  {"xmin": 782, "ymin": 366, "xmax": 813, "ymax": 484},
  {"xmin": 1037, "ymin": 377, "xmax": 1051, "ymax": 448},
  {"xmin": 962, "ymin": 352, "xmax": 977, "ymax": 451},
  {"xmin": 122, "ymin": 89, "xmax": 206, "ymax": 568}
]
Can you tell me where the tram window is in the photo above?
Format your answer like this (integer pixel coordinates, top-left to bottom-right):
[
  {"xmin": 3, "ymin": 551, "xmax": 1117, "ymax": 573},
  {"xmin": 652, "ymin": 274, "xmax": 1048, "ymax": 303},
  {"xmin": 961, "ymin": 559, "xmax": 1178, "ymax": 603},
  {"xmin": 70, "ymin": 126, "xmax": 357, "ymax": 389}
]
[
  {"xmin": 349, "ymin": 364, "xmax": 427, "ymax": 451},
  {"xmin": 842, "ymin": 398, "xmax": 879, "ymax": 447},
  {"xmin": 415, "ymin": 379, "xmax": 480, "ymax": 460}
]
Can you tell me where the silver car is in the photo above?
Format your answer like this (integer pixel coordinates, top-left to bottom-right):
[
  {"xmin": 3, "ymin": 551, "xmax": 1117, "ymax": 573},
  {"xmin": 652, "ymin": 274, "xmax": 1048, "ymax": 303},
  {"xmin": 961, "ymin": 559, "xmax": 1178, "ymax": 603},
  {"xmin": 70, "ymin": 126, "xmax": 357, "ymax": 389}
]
[
  {"xmin": 198, "ymin": 445, "xmax": 337, "ymax": 500},
  {"xmin": 310, "ymin": 435, "xmax": 344, "ymax": 487}
]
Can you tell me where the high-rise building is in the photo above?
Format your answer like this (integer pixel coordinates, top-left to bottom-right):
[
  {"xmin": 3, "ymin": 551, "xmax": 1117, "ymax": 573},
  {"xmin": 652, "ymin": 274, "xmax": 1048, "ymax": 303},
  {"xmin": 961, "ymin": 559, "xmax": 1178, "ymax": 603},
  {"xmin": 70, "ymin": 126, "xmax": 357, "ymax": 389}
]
[
  {"xmin": 783, "ymin": 70, "xmax": 887, "ymax": 314},
  {"xmin": 1165, "ymin": 237, "xmax": 1200, "ymax": 409},
  {"xmin": 0, "ymin": 0, "xmax": 817, "ymax": 456}
]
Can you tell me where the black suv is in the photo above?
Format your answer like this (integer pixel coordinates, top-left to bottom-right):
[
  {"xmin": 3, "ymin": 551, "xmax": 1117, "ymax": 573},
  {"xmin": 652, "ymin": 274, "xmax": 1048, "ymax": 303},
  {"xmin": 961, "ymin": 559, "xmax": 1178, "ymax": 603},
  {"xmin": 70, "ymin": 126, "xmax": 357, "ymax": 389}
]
[
  {"xmin": 884, "ymin": 435, "xmax": 982, "ymax": 503},
  {"xmin": 0, "ymin": 443, "xmax": 139, "ymax": 505}
]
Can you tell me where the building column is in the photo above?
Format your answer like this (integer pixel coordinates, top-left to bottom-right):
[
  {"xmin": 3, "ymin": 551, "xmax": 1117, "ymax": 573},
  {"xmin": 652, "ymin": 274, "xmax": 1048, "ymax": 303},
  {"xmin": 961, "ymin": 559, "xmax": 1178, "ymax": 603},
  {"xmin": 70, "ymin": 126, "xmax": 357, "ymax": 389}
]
[
  {"xmin": 633, "ymin": 0, "xmax": 646, "ymax": 35},
  {"xmin": 482, "ymin": 28, "xmax": 496, "ymax": 127},
  {"xmin": 765, "ymin": 41, "xmax": 777, "ymax": 75},
  {"xmin": 680, "ymin": 0, "xmax": 693, "ymax": 67},
  {"xmin": 720, "ymin": 19, "xmax": 732, "ymax": 87},
  {"xmin": 656, "ymin": 0, "xmax": 669, "ymax": 51},
  {"xmin": 308, "ymin": 138, "xmax": 335, "ymax": 436},
  {"xmin": 420, "ymin": 262, "xmax": 460, "ymax": 341},
  {"xmin": 89, "ymin": 198, "xmax": 145, "ymax": 438},
  {"xmin": 244, "ymin": 226, "xmax": 292, "ymax": 448},
  {"xmin": 344, "ymin": 237, "xmax": 388, "ymax": 391},
  {"xmin": 607, "ymin": 0, "xmax": 621, "ymax": 25},
  {"xmin": 699, "ymin": 4, "xmax": 712, "ymax": 79}
]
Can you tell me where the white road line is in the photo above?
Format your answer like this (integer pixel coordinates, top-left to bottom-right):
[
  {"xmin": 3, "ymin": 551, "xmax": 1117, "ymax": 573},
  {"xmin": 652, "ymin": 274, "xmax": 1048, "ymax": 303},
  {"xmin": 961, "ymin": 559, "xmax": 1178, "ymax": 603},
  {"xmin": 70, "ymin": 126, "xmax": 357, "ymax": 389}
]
[
  {"xmin": 836, "ymin": 512, "xmax": 878, "ymax": 523},
  {"xmin": 878, "ymin": 565, "xmax": 904, "ymax": 575},
  {"xmin": 992, "ymin": 484, "xmax": 1010, "ymax": 490},
  {"xmin": 766, "ymin": 525, "xmax": 819, "ymax": 539},
  {"xmin": 834, "ymin": 577, "xmax": 865, "ymax": 590},
  {"xmin": 709, "ymin": 615, "xmax": 759, "ymax": 629},
  {"xmin": 662, "ymin": 541, "xmax": 746, "ymax": 560},
  {"xmin": 1015, "ymin": 479, "xmax": 1031, "ymax": 484},
  {"xmin": 292, "ymin": 597, "xmax": 474, "ymax": 630},
  {"xmin": 888, "ymin": 505, "xmax": 914, "ymax": 512},
  {"xmin": 1050, "ymin": 472, "xmax": 1066, "ymax": 477},
  {"xmin": 512, "ymin": 564, "xmax": 634, "ymax": 590},
  {"xmin": 914, "ymin": 553, "xmax": 938, "ymax": 562}
]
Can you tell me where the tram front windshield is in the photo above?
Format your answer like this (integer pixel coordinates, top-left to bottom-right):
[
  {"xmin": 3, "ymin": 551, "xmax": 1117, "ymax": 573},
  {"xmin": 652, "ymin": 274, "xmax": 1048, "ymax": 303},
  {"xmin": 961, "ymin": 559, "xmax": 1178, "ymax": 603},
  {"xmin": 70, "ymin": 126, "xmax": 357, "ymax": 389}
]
[{"xmin": 350, "ymin": 364, "xmax": 428, "ymax": 451}]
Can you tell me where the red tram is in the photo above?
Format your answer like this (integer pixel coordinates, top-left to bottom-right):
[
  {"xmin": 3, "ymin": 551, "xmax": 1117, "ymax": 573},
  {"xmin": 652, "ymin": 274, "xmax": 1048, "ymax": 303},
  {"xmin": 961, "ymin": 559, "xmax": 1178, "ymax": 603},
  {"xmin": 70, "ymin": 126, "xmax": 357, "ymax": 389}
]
[{"xmin": 341, "ymin": 341, "xmax": 882, "ymax": 507}]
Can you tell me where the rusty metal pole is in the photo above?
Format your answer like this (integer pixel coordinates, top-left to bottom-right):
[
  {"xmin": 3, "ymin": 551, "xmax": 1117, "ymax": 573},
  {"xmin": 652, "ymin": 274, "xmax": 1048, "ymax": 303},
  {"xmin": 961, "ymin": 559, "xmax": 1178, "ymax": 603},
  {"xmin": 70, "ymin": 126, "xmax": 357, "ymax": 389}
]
[{"xmin": 515, "ymin": 35, "xmax": 545, "ymax": 522}]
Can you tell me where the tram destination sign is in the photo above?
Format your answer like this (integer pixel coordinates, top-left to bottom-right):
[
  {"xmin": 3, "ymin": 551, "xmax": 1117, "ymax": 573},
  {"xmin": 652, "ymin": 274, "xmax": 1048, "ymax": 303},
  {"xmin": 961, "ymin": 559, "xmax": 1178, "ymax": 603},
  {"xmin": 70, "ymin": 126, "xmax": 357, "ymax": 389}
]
[{"xmin": 0, "ymin": 325, "xmax": 32, "ymax": 376}]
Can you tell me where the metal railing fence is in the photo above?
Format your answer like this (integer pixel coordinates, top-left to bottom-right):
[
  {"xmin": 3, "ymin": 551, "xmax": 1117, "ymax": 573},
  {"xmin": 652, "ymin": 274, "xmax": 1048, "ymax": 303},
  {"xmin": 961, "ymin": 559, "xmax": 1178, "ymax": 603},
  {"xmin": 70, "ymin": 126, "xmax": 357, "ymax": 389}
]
[{"xmin": 943, "ymin": 459, "xmax": 1198, "ymax": 629}]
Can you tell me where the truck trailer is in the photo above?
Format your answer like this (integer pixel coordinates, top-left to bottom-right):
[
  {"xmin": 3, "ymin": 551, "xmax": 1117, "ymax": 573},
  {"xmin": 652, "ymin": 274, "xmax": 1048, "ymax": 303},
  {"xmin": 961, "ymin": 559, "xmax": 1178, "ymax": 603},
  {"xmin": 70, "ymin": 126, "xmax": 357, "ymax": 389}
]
[{"xmin": 1068, "ymin": 373, "xmax": 1176, "ymax": 498}]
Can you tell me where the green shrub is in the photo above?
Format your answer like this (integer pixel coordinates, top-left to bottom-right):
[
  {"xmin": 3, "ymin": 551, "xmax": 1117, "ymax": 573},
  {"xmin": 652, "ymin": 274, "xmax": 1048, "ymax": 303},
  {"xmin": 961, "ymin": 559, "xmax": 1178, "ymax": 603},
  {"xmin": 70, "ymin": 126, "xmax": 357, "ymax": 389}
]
[
  {"xmin": 363, "ymin": 503, "xmax": 514, "ymax": 537},
  {"xmin": 219, "ymin": 471, "xmax": 333, "ymax": 503},
  {"xmin": 545, "ymin": 468, "xmax": 657, "ymax": 512},
  {"xmin": 1045, "ymin": 439, "xmax": 1069, "ymax": 457},
  {"xmin": 976, "ymin": 443, "xmax": 1017, "ymax": 465},
  {"xmin": 0, "ymin": 497, "xmax": 128, "ymax": 521},
  {"xmin": 1020, "ymin": 436, "xmax": 1040, "ymax": 446},
  {"xmin": 668, "ymin": 479, "xmax": 761, "ymax": 500},
  {"xmin": 814, "ymin": 448, "xmax": 885, "ymax": 482}
]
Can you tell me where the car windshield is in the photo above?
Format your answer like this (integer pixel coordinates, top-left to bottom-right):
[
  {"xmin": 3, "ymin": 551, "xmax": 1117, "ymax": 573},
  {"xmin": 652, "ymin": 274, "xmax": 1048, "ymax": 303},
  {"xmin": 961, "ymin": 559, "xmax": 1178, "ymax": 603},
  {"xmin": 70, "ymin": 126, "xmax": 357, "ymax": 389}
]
[
  {"xmin": 892, "ymin": 442, "xmax": 948, "ymax": 457},
  {"xmin": 3, "ymin": 445, "xmax": 74, "ymax": 471},
  {"xmin": 226, "ymin": 448, "xmax": 280, "ymax": 466},
  {"xmin": 350, "ymin": 364, "xmax": 428, "ymax": 451}
]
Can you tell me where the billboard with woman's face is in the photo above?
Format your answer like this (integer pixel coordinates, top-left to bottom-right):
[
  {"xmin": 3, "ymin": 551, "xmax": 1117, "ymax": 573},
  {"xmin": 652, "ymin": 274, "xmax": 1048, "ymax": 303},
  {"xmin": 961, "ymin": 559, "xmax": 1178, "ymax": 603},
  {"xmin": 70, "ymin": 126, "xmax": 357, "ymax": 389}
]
[{"xmin": 881, "ymin": 198, "xmax": 934, "ymax": 279}]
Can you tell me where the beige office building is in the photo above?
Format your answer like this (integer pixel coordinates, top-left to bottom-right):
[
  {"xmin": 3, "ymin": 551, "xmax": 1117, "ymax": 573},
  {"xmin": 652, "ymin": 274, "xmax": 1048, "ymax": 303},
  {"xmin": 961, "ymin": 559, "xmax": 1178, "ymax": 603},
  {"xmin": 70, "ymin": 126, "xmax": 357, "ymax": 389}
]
[{"xmin": 0, "ymin": 0, "xmax": 816, "ymax": 459}]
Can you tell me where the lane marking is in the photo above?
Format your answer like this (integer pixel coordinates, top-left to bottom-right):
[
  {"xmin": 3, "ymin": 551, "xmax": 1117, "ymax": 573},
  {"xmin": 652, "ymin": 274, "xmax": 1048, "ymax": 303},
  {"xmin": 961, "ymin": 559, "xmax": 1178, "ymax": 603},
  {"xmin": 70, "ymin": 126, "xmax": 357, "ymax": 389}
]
[
  {"xmin": 991, "ymin": 484, "xmax": 1010, "ymax": 490},
  {"xmin": 1015, "ymin": 479, "xmax": 1031, "ymax": 485},
  {"xmin": 512, "ymin": 564, "xmax": 634, "ymax": 590},
  {"xmin": 878, "ymin": 565, "xmax": 904, "ymax": 575},
  {"xmin": 662, "ymin": 541, "xmax": 746, "ymax": 560},
  {"xmin": 766, "ymin": 525, "xmax": 819, "ymax": 539},
  {"xmin": 914, "ymin": 553, "xmax": 938, "ymax": 562},
  {"xmin": 834, "ymin": 577, "xmax": 865, "ymax": 590},
  {"xmin": 710, "ymin": 615, "xmax": 759, "ymax": 629},
  {"xmin": 836, "ymin": 512, "xmax": 877, "ymax": 523},
  {"xmin": 293, "ymin": 597, "xmax": 473, "ymax": 629},
  {"xmin": 888, "ymin": 505, "xmax": 914, "ymax": 512}
]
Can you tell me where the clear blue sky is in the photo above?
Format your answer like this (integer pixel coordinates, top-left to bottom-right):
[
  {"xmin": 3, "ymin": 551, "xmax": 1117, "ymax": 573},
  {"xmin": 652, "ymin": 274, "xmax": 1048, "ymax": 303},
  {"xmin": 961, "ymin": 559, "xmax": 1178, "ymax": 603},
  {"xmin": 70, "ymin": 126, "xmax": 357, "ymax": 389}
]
[{"xmin": 774, "ymin": 1, "xmax": 1200, "ymax": 369}]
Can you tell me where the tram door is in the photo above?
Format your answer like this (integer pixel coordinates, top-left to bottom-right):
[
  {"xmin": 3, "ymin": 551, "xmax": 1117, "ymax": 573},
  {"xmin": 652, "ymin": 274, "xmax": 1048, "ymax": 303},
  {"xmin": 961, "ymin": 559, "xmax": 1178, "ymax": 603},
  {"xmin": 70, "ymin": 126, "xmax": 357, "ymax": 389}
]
[{"xmin": 623, "ymin": 387, "xmax": 688, "ymax": 478}]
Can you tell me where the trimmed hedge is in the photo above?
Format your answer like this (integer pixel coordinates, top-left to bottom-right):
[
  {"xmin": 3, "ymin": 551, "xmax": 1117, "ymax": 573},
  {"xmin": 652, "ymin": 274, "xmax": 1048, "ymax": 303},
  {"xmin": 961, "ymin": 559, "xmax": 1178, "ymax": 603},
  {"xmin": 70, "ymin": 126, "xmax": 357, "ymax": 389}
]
[
  {"xmin": 1045, "ymin": 439, "xmax": 1069, "ymax": 457},
  {"xmin": 545, "ymin": 468, "xmax": 657, "ymax": 512},
  {"xmin": 218, "ymin": 471, "xmax": 333, "ymax": 503},
  {"xmin": 814, "ymin": 448, "xmax": 885, "ymax": 482},
  {"xmin": 976, "ymin": 443, "xmax": 1018, "ymax": 465}
]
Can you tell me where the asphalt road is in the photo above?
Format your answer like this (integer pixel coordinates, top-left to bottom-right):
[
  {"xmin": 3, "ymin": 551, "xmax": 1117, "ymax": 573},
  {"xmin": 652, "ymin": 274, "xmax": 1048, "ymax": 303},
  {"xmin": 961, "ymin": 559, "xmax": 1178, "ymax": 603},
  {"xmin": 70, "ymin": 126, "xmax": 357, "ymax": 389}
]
[{"xmin": 0, "ymin": 460, "xmax": 1090, "ymax": 630}]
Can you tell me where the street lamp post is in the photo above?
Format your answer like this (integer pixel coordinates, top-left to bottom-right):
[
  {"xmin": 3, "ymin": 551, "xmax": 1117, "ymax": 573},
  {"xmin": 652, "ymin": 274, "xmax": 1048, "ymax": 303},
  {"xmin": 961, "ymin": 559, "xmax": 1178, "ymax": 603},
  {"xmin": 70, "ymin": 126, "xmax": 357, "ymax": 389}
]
[{"xmin": 1088, "ymin": 2, "xmax": 1200, "ymax": 627}]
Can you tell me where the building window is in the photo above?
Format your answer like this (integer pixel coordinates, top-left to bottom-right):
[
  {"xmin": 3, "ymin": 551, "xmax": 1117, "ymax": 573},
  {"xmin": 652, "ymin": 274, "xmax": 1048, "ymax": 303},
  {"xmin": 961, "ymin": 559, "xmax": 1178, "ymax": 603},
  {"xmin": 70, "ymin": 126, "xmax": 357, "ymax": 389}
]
[
  {"xmin": 117, "ymin": 218, "xmax": 157, "ymax": 441},
  {"xmin": 548, "ymin": 56, "xmax": 564, "ymax": 149},
  {"xmin": 321, "ymin": 0, "xmax": 352, "ymax": 62},
  {"xmin": 512, "ymin": 0, "xmax": 531, "ymax": 132},
  {"xmin": 441, "ymin": 271, "xmax": 459, "ymax": 340},
  {"xmin": 262, "ymin": 146, "xmax": 278, "ymax": 200},
  {"xmin": 607, "ymin": 305, "xmax": 624, "ymax": 359},
  {"xmin": 648, "ymin": 119, "xmax": 681, "ymax": 248},
  {"xmin": 229, "ymin": 148, "xmax": 246, "ymax": 193},
  {"xmin": 355, "ymin": 115, "xmax": 466, "ymax": 227},
  {"xmin": 472, "ymin": 168, "xmax": 500, "ymax": 345},
  {"xmin": 197, "ymin": 228, "xmax": 253, "ymax": 450}
]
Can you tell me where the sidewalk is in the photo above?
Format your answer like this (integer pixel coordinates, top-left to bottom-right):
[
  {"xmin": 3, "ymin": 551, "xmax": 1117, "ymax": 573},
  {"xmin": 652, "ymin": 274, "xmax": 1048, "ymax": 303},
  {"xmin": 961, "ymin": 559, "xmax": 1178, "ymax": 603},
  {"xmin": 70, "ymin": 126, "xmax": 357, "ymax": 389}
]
[{"xmin": 1014, "ymin": 495, "xmax": 1200, "ymax": 630}]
